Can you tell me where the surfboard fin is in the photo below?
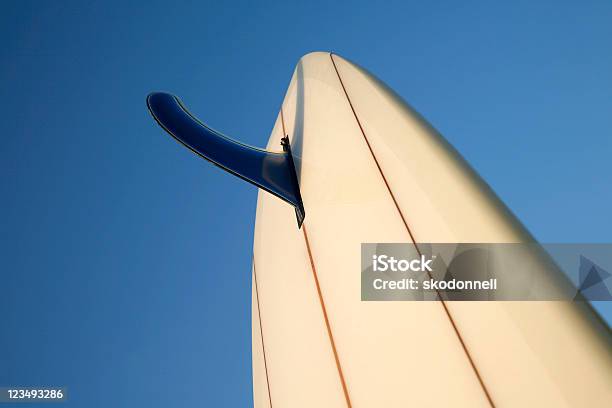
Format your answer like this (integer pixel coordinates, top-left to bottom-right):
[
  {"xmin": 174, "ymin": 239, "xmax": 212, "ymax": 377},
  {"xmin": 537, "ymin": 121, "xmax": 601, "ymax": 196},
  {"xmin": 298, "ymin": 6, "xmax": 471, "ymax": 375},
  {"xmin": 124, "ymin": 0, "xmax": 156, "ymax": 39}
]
[{"xmin": 146, "ymin": 92, "xmax": 305, "ymax": 227}]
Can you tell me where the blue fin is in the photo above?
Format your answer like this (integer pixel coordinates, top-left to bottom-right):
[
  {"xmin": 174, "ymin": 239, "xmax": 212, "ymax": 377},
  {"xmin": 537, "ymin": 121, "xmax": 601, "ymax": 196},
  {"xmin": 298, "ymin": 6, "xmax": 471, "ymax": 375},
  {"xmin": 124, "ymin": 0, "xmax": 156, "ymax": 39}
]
[{"xmin": 147, "ymin": 92, "xmax": 305, "ymax": 227}]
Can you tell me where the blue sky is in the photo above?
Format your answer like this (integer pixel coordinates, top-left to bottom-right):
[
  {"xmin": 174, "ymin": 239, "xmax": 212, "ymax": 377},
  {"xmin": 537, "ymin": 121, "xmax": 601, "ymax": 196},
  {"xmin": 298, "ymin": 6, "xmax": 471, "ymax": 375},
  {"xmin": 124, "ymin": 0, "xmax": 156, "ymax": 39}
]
[{"xmin": 1, "ymin": 1, "xmax": 611, "ymax": 406}]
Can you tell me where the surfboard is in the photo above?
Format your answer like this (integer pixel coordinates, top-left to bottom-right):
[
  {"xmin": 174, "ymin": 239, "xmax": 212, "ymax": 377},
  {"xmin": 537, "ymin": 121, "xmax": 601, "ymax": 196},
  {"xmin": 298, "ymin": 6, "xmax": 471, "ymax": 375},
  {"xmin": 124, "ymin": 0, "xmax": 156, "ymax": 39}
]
[
  {"xmin": 146, "ymin": 52, "xmax": 611, "ymax": 407},
  {"xmin": 251, "ymin": 52, "xmax": 611, "ymax": 407}
]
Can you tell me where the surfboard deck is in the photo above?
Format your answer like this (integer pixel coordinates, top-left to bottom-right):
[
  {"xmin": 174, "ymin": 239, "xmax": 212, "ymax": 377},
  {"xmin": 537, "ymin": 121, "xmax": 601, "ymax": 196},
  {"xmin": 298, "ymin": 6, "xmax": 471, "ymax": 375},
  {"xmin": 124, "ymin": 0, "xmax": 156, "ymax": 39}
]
[{"xmin": 252, "ymin": 52, "xmax": 612, "ymax": 407}]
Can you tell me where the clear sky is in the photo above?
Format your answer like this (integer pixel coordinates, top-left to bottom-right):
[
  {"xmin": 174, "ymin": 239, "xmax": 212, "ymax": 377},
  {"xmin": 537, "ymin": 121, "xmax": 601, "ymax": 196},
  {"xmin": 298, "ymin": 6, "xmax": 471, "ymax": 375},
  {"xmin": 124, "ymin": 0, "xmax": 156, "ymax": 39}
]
[{"xmin": 1, "ymin": 1, "xmax": 611, "ymax": 406}]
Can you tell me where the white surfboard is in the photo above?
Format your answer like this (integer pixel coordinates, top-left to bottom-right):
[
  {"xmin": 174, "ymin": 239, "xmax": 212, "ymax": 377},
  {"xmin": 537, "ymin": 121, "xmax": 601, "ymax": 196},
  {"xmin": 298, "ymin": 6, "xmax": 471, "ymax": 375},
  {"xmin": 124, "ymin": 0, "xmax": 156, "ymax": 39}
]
[
  {"xmin": 251, "ymin": 52, "xmax": 611, "ymax": 407},
  {"xmin": 147, "ymin": 52, "xmax": 611, "ymax": 407}
]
